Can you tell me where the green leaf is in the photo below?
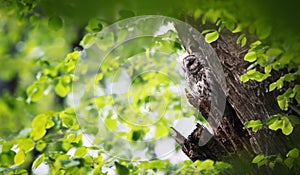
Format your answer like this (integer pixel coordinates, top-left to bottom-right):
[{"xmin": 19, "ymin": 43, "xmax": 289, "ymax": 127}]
[
  {"xmin": 266, "ymin": 115, "xmax": 278, "ymax": 125},
  {"xmin": 32, "ymin": 154, "xmax": 45, "ymax": 169},
  {"xmin": 250, "ymin": 40, "xmax": 262, "ymax": 48},
  {"xmin": 279, "ymin": 52, "xmax": 293, "ymax": 65},
  {"xmin": 48, "ymin": 16, "xmax": 63, "ymax": 31},
  {"xmin": 277, "ymin": 96, "xmax": 288, "ymax": 111},
  {"xmin": 252, "ymin": 154, "xmax": 267, "ymax": 167},
  {"xmin": 283, "ymin": 73, "xmax": 296, "ymax": 82},
  {"xmin": 245, "ymin": 69, "xmax": 270, "ymax": 82},
  {"xmin": 63, "ymin": 52, "xmax": 80, "ymax": 73},
  {"xmin": 83, "ymin": 156, "xmax": 93, "ymax": 168},
  {"xmin": 256, "ymin": 54, "xmax": 268, "ymax": 67},
  {"xmin": 267, "ymin": 117, "xmax": 283, "ymax": 131},
  {"xmin": 266, "ymin": 48, "xmax": 283, "ymax": 57},
  {"xmin": 240, "ymin": 74, "xmax": 249, "ymax": 83},
  {"xmin": 116, "ymin": 29, "xmax": 129, "ymax": 44},
  {"xmin": 74, "ymin": 133, "xmax": 83, "ymax": 144},
  {"xmin": 81, "ymin": 33, "xmax": 95, "ymax": 48},
  {"xmin": 156, "ymin": 73, "xmax": 169, "ymax": 84},
  {"xmin": 194, "ymin": 9, "xmax": 202, "ymax": 20},
  {"xmin": 244, "ymin": 120, "xmax": 263, "ymax": 132},
  {"xmin": 201, "ymin": 29, "xmax": 215, "ymax": 34},
  {"xmin": 14, "ymin": 150, "xmax": 26, "ymax": 165},
  {"xmin": 2, "ymin": 142, "xmax": 13, "ymax": 153},
  {"xmin": 104, "ymin": 117, "xmax": 117, "ymax": 131},
  {"xmin": 31, "ymin": 113, "xmax": 54, "ymax": 140},
  {"xmin": 96, "ymin": 32, "xmax": 115, "ymax": 50},
  {"xmin": 269, "ymin": 77, "xmax": 286, "ymax": 92},
  {"xmin": 269, "ymin": 73, "xmax": 296, "ymax": 93},
  {"xmin": 222, "ymin": 21, "xmax": 235, "ymax": 31},
  {"xmin": 138, "ymin": 160, "xmax": 169, "ymax": 169},
  {"xmin": 293, "ymin": 85, "xmax": 300, "ymax": 104},
  {"xmin": 95, "ymin": 73, "xmax": 103, "ymax": 83},
  {"xmin": 94, "ymin": 165, "xmax": 103, "ymax": 175},
  {"xmin": 196, "ymin": 159, "xmax": 214, "ymax": 171},
  {"xmin": 59, "ymin": 109, "xmax": 77, "ymax": 129},
  {"xmin": 282, "ymin": 117, "xmax": 293, "ymax": 135},
  {"xmin": 18, "ymin": 139, "xmax": 35, "ymax": 153},
  {"xmin": 264, "ymin": 65, "xmax": 272, "ymax": 74},
  {"xmin": 214, "ymin": 161, "xmax": 232, "ymax": 170},
  {"xmin": 269, "ymin": 162, "xmax": 275, "ymax": 169},
  {"xmin": 272, "ymin": 61, "xmax": 284, "ymax": 71},
  {"xmin": 236, "ymin": 34, "xmax": 247, "ymax": 47},
  {"xmin": 287, "ymin": 148, "xmax": 299, "ymax": 159},
  {"xmin": 62, "ymin": 75, "xmax": 71, "ymax": 84},
  {"xmin": 269, "ymin": 82, "xmax": 278, "ymax": 92},
  {"xmin": 284, "ymin": 157, "xmax": 294, "ymax": 169},
  {"xmin": 154, "ymin": 124, "xmax": 169, "ymax": 138},
  {"xmin": 86, "ymin": 18, "xmax": 103, "ymax": 32},
  {"xmin": 204, "ymin": 9, "xmax": 220, "ymax": 23},
  {"xmin": 26, "ymin": 83, "xmax": 44, "ymax": 102},
  {"xmin": 11, "ymin": 169, "xmax": 28, "ymax": 174},
  {"xmin": 205, "ymin": 31, "xmax": 219, "ymax": 43},
  {"xmin": 232, "ymin": 24, "xmax": 243, "ymax": 33},
  {"xmin": 277, "ymin": 88, "xmax": 294, "ymax": 111},
  {"xmin": 267, "ymin": 115, "xmax": 293, "ymax": 135},
  {"xmin": 43, "ymin": 67, "xmax": 57, "ymax": 77},
  {"xmin": 241, "ymin": 37, "xmax": 247, "ymax": 47},
  {"xmin": 244, "ymin": 51, "xmax": 257, "ymax": 62},
  {"xmin": 31, "ymin": 128, "xmax": 46, "ymax": 141},
  {"xmin": 255, "ymin": 21, "xmax": 271, "ymax": 40},
  {"xmin": 45, "ymin": 117, "xmax": 55, "ymax": 129},
  {"xmin": 62, "ymin": 142, "xmax": 72, "ymax": 152},
  {"xmin": 131, "ymin": 130, "xmax": 144, "ymax": 141},
  {"xmin": 0, "ymin": 151, "xmax": 15, "ymax": 167},
  {"xmin": 36, "ymin": 141, "xmax": 47, "ymax": 152},
  {"xmin": 60, "ymin": 159, "xmax": 80, "ymax": 168},
  {"xmin": 275, "ymin": 157, "xmax": 283, "ymax": 164},
  {"xmin": 65, "ymin": 51, "xmax": 80, "ymax": 61},
  {"xmin": 115, "ymin": 161, "xmax": 129, "ymax": 175},
  {"xmin": 55, "ymin": 78, "xmax": 70, "ymax": 97},
  {"xmin": 66, "ymin": 134, "xmax": 76, "ymax": 143},
  {"xmin": 74, "ymin": 147, "xmax": 87, "ymax": 157},
  {"xmin": 246, "ymin": 69, "xmax": 257, "ymax": 75}
]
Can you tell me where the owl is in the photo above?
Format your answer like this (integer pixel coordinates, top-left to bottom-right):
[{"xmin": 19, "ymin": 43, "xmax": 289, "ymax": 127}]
[
  {"xmin": 174, "ymin": 53, "xmax": 249, "ymax": 160},
  {"xmin": 182, "ymin": 54, "xmax": 213, "ymax": 119}
]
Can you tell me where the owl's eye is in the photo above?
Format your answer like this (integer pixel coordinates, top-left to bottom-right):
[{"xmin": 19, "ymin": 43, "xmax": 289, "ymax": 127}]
[{"xmin": 183, "ymin": 54, "xmax": 201, "ymax": 74}]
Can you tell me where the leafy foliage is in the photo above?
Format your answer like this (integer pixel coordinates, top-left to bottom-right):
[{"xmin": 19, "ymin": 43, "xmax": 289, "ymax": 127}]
[
  {"xmin": 266, "ymin": 115, "xmax": 293, "ymax": 135},
  {"xmin": 176, "ymin": 159, "xmax": 231, "ymax": 175},
  {"xmin": 0, "ymin": 0, "xmax": 300, "ymax": 174},
  {"xmin": 244, "ymin": 120, "xmax": 263, "ymax": 132},
  {"xmin": 252, "ymin": 148, "xmax": 300, "ymax": 171}
]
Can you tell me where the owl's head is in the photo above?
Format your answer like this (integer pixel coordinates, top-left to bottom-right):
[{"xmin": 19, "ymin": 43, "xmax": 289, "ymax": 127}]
[{"xmin": 182, "ymin": 54, "xmax": 202, "ymax": 74}]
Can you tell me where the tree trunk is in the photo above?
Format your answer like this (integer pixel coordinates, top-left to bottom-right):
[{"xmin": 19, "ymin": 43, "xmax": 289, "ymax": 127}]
[{"xmin": 174, "ymin": 19, "xmax": 298, "ymax": 174}]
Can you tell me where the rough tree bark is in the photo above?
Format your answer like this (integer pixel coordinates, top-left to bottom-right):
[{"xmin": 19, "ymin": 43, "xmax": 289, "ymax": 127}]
[{"xmin": 173, "ymin": 19, "xmax": 299, "ymax": 174}]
